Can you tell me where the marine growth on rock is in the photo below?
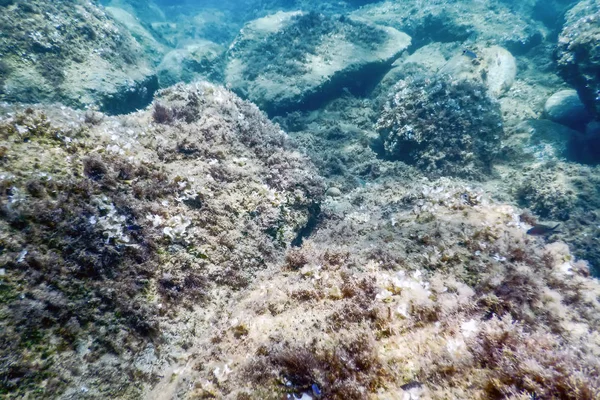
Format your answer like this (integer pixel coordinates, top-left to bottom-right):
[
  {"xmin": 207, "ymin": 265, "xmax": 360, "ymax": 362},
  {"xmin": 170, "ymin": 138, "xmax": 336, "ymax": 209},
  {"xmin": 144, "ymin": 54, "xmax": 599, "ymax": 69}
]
[{"xmin": 376, "ymin": 74, "xmax": 504, "ymax": 178}]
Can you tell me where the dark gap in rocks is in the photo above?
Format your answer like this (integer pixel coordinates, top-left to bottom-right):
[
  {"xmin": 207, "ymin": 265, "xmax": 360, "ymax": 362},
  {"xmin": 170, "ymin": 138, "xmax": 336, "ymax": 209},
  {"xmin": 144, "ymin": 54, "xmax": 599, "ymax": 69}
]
[
  {"xmin": 100, "ymin": 75, "xmax": 160, "ymax": 116},
  {"xmin": 291, "ymin": 202, "xmax": 322, "ymax": 247},
  {"xmin": 566, "ymin": 132, "xmax": 600, "ymax": 165}
]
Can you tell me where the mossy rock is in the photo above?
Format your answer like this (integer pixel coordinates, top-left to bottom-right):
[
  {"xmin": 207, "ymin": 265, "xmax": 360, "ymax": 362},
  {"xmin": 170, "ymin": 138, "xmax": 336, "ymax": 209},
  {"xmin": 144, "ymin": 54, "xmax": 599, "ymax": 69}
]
[{"xmin": 225, "ymin": 11, "xmax": 411, "ymax": 116}]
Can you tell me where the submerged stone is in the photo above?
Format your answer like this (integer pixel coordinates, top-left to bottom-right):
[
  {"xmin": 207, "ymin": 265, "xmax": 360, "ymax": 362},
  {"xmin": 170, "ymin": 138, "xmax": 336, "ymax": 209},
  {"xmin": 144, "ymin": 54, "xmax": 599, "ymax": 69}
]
[
  {"xmin": 0, "ymin": 0, "xmax": 158, "ymax": 114},
  {"xmin": 557, "ymin": 0, "xmax": 600, "ymax": 118},
  {"xmin": 544, "ymin": 89, "xmax": 592, "ymax": 131},
  {"xmin": 157, "ymin": 41, "xmax": 225, "ymax": 88},
  {"xmin": 351, "ymin": 0, "xmax": 545, "ymax": 54},
  {"xmin": 225, "ymin": 11, "xmax": 411, "ymax": 116},
  {"xmin": 438, "ymin": 45, "xmax": 517, "ymax": 98}
]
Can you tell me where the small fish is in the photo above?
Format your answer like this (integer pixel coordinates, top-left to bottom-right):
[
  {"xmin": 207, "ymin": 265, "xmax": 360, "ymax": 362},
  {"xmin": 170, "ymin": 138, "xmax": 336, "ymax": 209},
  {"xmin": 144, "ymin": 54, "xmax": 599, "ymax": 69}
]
[
  {"xmin": 462, "ymin": 49, "xmax": 477, "ymax": 59},
  {"xmin": 311, "ymin": 383, "xmax": 322, "ymax": 396},
  {"xmin": 401, "ymin": 381, "xmax": 423, "ymax": 391},
  {"xmin": 527, "ymin": 223, "xmax": 560, "ymax": 236}
]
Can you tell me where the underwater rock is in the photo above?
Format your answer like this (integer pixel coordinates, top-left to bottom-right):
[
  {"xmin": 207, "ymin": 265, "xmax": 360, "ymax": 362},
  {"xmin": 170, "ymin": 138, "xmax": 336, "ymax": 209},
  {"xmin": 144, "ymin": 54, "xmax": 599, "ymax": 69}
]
[
  {"xmin": 105, "ymin": 6, "xmax": 167, "ymax": 63},
  {"xmin": 509, "ymin": 160, "xmax": 600, "ymax": 272},
  {"xmin": 375, "ymin": 42, "xmax": 461, "ymax": 98},
  {"xmin": 557, "ymin": 0, "xmax": 600, "ymax": 117},
  {"xmin": 438, "ymin": 45, "xmax": 517, "ymax": 98},
  {"xmin": 0, "ymin": 0, "xmax": 158, "ymax": 114},
  {"xmin": 325, "ymin": 187, "xmax": 342, "ymax": 197},
  {"xmin": 504, "ymin": 119, "xmax": 580, "ymax": 162},
  {"xmin": 544, "ymin": 89, "xmax": 592, "ymax": 130},
  {"xmin": 352, "ymin": 0, "xmax": 545, "ymax": 54},
  {"xmin": 148, "ymin": 8, "xmax": 241, "ymax": 48},
  {"xmin": 0, "ymin": 81, "xmax": 324, "ymax": 397},
  {"xmin": 376, "ymin": 73, "xmax": 504, "ymax": 178},
  {"xmin": 105, "ymin": 0, "xmax": 167, "ymax": 24},
  {"xmin": 225, "ymin": 11, "xmax": 411, "ymax": 116},
  {"xmin": 157, "ymin": 41, "xmax": 225, "ymax": 88},
  {"xmin": 511, "ymin": 162, "xmax": 589, "ymax": 220},
  {"xmin": 192, "ymin": 177, "xmax": 600, "ymax": 397}
]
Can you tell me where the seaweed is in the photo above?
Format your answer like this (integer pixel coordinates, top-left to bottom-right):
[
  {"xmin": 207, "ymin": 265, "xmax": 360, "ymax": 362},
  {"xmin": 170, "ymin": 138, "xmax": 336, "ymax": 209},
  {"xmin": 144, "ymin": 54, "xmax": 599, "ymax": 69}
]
[
  {"xmin": 376, "ymin": 73, "xmax": 503, "ymax": 178},
  {"xmin": 248, "ymin": 332, "xmax": 387, "ymax": 400}
]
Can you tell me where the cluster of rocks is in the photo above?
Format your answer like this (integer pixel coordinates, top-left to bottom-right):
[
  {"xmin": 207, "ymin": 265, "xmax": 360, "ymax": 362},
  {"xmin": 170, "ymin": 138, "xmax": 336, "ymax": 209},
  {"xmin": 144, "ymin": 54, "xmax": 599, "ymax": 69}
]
[
  {"xmin": 0, "ymin": 82, "xmax": 323, "ymax": 397},
  {"xmin": 2, "ymin": 0, "xmax": 600, "ymax": 398}
]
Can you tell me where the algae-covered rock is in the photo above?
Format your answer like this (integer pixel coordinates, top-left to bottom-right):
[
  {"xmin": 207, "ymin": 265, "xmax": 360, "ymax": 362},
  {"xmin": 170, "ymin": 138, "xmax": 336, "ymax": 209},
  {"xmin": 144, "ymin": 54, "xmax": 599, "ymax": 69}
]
[
  {"xmin": 225, "ymin": 11, "xmax": 411, "ymax": 116},
  {"xmin": 105, "ymin": 0, "xmax": 167, "ymax": 24},
  {"xmin": 504, "ymin": 119, "xmax": 581, "ymax": 162},
  {"xmin": 509, "ymin": 161, "xmax": 600, "ymax": 272},
  {"xmin": 557, "ymin": 0, "xmax": 600, "ymax": 117},
  {"xmin": 0, "ymin": 82, "xmax": 323, "ymax": 398},
  {"xmin": 166, "ymin": 177, "xmax": 600, "ymax": 398},
  {"xmin": 376, "ymin": 73, "xmax": 504, "ymax": 178},
  {"xmin": 105, "ymin": 6, "xmax": 167, "ymax": 63},
  {"xmin": 439, "ymin": 45, "xmax": 517, "ymax": 98},
  {"xmin": 0, "ymin": 0, "xmax": 158, "ymax": 114},
  {"xmin": 375, "ymin": 42, "xmax": 460, "ymax": 98},
  {"xmin": 352, "ymin": 0, "xmax": 546, "ymax": 54}
]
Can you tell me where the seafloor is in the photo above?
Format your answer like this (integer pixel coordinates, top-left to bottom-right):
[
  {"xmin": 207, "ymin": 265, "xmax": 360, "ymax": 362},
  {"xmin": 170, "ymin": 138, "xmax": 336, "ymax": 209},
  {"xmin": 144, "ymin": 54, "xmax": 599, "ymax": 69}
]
[{"xmin": 1, "ymin": 0, "xmax": 600, "ymax": 399}]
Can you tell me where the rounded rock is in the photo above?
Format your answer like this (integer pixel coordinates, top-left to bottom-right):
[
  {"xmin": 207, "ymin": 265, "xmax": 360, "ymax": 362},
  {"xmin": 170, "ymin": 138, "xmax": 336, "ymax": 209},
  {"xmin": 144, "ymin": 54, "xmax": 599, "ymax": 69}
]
[
  {"xmin": 326, "ymin": 187, "xmax": 342, "ymax": 198},
  {"xmin": 544, "ymin": 89, "xmax": 591, "ymax": 130}
]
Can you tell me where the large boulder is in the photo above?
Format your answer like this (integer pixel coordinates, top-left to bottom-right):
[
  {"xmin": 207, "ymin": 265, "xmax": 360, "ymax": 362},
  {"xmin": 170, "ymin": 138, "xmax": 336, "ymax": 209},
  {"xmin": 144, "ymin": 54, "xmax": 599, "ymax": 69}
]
[
  {"xmin": 557, "ymin": 0, "xmax": 600, "ymax": 117},
  {"xmin": 225, "ymin": 11, "xmax": 411, "ymax": 116},
  {"xmin": 376, "ymin": 73, "xmax": 504, "ymax": 178},
  {"xmin": 0, "ymin": 0, "xmax": 158, "ymax": 114},
  {"xmin": 105, "ymin": 6, "xmax": 167, "ymax": 64},
  {"xmin": 149, "ymin": 9, "xmax": 241, "ymax": 48},
  {"xmin": 503, "ymin": 119, "xmax": 581, "ymax": 162},
  {"xmin": 0, "ymin": 81, "xmax": 324, "ymax": 397},
  {"xmin": 351, "ymin": 0, "xmax": 546, "ymax": 54},
  {"xmin": 439, "ymin": 45, "xmax": 517, "ymax": 98}
]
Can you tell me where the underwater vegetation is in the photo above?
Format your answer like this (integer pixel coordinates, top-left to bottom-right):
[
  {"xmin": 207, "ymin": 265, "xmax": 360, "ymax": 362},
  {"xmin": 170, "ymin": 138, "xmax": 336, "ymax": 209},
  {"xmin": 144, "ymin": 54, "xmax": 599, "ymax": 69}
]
[
  {"xmin": 0, "ymin": 83, "xmax": 323, "ymax": 397},
  {"xmin": 376, "ymin": 73, "xmax": 503, "ymax": 178},
  {"xmin": 0, "ymin": 0, "xmax": 156, "ymax": 113},
  {"xmin": 1, "ymin": 0, "xmax": 600, "ymax": 398}
]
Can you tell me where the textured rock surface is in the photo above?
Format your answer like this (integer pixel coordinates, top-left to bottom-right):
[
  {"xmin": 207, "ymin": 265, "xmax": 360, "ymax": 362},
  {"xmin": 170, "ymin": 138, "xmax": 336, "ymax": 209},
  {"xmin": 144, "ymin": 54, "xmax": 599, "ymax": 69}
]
[
  {"xmin": 105, "ymin": 6, "xmax": 167, "ymax": 63},
  {"xmin": 376, "ymin": 73, "xmax": 504, "ymax": 178},
  {"xmin": 3, "ymin": 0, "xmax": 600, "ymax": 398},
  {"xmin": 507, "ymin": 161, "xmax": 600, "ymax": 272},
  {"xmin": 147, "ymin": 177, "xmax": 600, "ymax": 398},
  {"xmin": 0, "ymin": 82, "xmax": 323, "ymax": 398},
  {"xmin": 439, "ymin": 45, "xmax": 518, "ymax": 97},
  {"xmin": 225, "ymin": 11, "xmax": 411, "ymax": 115},
  {"xmin": 504, "ymin": 119, "xmax": 580, "ymax": 162},
  {"xmin": 544, "ymin": 89, "xmax": 592, "ymax": 129},
  {"xmin": 157, "ymin": 41, "xmax": 225, "ymax": 87},
  {"xmin": 351, "ymin": 0, "xmax": 546, "ymax": 54},
  {"xmin": 0, "ymin": 0, "xmax": 159, "ymax": 114},
  {"xmin": 557, "ymin": 0, "xmax": 600, "ymax": 117}
]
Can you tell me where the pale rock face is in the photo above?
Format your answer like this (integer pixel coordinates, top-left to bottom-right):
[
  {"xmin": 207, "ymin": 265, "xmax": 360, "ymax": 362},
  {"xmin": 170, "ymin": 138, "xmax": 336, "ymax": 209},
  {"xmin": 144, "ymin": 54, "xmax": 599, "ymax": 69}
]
[
  {"xmin": 225, "ymin": 11, "xmax": 411, "ymax": 115},
  {"xmin": 483, "ymin": 46, "xmax": 517, "ymax": 97},
  {"xmin": 105, "ymin": 6, "xmax": 166, "ymax": 62},
  {"xmin": 157, "ymin": 41, "xmax": 225, "ymax": 88},
  {"xmin": 439, "ymin": 45, "xmax": 517, "ymax": 98},
  {"xmin": 544, "ymin": 89, "xmax": 592, "ymax": 130}
]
